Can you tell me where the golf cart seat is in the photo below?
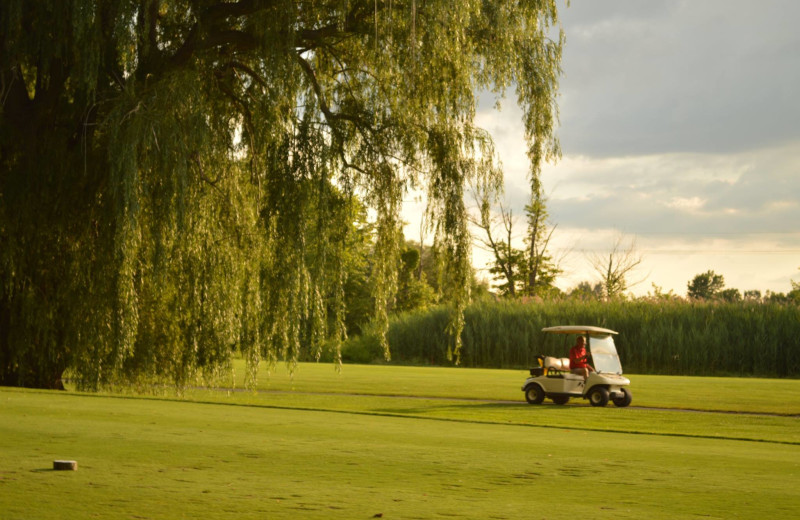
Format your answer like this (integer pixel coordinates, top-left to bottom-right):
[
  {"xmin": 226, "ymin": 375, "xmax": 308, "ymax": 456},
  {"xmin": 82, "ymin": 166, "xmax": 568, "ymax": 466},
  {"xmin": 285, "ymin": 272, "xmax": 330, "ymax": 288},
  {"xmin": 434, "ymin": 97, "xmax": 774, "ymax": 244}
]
[
  {"xmin": 544, "ymin": 356, "xmax": 571, "ymax": 372},
  {"xmin": 544, "ymin": 357, "xmax": 584, "ymax": 380}
]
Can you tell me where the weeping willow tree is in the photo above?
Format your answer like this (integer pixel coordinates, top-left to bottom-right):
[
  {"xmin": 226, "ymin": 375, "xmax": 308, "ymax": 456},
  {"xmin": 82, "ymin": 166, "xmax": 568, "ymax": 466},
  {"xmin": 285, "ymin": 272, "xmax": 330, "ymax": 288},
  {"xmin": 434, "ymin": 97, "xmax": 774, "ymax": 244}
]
[{"xmin": 0, "ymin": 0, "xmax": 563, "ymax": 389}]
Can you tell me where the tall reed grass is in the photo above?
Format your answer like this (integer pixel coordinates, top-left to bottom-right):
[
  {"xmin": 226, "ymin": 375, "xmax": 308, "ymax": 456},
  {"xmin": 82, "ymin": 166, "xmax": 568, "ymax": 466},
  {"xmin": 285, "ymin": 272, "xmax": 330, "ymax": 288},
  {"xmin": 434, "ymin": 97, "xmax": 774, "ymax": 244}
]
[{"xmin": 342, "ymin": 299, "xmax": 800, "ymax": 377}]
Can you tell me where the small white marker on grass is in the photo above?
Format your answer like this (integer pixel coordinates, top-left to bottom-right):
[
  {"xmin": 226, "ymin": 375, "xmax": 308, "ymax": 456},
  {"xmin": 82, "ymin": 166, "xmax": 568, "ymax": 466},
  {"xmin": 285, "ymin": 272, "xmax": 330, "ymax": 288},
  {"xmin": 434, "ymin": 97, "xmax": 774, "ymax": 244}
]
[{"xmin": 53, "ymin": 460, "xmax": 77, "ymax": 471}]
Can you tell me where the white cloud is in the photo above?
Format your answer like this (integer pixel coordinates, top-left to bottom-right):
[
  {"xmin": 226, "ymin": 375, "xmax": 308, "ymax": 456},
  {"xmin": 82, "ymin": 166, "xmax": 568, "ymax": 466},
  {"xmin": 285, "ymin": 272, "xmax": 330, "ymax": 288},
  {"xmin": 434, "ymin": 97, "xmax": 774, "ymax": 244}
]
[{"xmin": 666, "ymin": 197, "xmax": 706, "ymax": 212}]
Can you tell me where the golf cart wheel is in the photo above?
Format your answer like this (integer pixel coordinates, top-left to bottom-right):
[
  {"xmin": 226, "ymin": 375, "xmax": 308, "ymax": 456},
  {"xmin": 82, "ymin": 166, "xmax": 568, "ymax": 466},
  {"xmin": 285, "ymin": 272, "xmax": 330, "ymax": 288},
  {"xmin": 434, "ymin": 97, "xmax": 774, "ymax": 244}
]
[
  {"xmin": 524, "ymin": 384, "xmax": 545, "ymax": 404},
  {"xmin": 551, "ymin": 395, "xmax": 570, "ymax": 405},
  {"xmin": 588, "ymin": 386, "xmax": 610, "ymax": 407},
  {"xmin": 612, "ymin": 388, "xmax": 632, "ymax": 407}
]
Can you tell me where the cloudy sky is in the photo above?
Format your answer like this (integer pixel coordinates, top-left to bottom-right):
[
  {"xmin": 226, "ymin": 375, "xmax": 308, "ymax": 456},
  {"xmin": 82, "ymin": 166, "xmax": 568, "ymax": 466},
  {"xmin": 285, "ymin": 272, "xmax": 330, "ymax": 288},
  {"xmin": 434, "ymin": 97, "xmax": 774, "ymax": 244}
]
[{"xmin": 410, "ymin": 0, "xmax": 800, "ymax": 297}]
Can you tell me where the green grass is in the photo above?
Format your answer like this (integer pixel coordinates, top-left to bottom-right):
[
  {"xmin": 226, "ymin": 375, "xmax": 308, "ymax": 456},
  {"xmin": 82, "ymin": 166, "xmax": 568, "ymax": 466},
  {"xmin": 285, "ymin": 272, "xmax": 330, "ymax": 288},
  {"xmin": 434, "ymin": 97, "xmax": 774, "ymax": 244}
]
[
  {"xmin": 3, "ymin": 364, "xmax": 800, "ymax": 519},
  {"xmin": 229, "ymin": 361, "xmax": 800, "ymax": 415}
]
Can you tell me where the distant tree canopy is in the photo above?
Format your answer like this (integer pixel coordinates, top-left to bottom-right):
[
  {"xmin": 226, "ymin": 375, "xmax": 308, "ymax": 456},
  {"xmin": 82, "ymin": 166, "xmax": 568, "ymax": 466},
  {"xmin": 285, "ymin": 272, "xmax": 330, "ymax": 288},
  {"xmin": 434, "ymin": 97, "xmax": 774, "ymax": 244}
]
[
  {"xmin": 687, "ymin": 270, "xmax": 726, "ymax": 300},
  {"xmin": 0, "ymin": 1, "xmax": 563, "ymax": 389},
  {"xmin": 568, "ymin": 281, "xmax": 604, "ymax": 301}
]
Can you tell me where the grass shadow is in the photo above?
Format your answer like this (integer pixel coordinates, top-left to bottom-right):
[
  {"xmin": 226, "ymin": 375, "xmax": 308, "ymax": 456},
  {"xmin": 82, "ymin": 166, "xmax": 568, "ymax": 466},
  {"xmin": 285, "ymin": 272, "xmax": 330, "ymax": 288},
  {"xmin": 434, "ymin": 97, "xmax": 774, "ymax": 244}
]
[{"xmin": 370, "ymin": 400, "xmax": 583, "ymax": 416}]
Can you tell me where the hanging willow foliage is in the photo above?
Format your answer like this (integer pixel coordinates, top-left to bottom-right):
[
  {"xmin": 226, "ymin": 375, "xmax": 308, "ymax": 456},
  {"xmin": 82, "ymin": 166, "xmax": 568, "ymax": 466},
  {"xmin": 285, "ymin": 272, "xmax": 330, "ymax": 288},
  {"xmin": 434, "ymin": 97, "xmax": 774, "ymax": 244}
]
[{"xmin": 0, "ymin": 0, "xmax": 563, "ymax": 389}]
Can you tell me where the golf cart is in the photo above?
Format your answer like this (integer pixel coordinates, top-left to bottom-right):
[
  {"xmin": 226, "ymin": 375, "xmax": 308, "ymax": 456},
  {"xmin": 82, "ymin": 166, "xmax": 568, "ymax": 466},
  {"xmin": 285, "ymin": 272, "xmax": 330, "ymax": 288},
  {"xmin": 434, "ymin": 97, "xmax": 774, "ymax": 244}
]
[{"xmin": 521, "ymin": 325, "xmax": 632, "ymax": 407}]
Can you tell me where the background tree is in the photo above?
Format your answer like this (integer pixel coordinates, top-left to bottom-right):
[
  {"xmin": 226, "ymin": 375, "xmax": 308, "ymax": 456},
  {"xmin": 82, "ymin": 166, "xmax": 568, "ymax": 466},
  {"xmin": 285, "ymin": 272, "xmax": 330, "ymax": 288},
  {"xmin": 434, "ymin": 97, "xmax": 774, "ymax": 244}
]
[
  {"xmin": 524, "ymin": 172, "xmax": 561, "ymax": 297},
  {"xmin": 468, "ymin": 177, "xmax": 560, "ymax": 298},
  {"xmin": 403, "ymin": 240, "xmax": 438, "ymax": 290},
  {"xmin": 687, "ymin": 270, "xmax": 726, "ymax": 300},
  {"xmin": 587, "ymin": 235, "xmax": 645, "ymax": 300},
  {"xmin": 568, "ymin": 281, "xmax": 604, "ymax": 300},
  {"xmin": 644, "ymin": 283, "xmax": 682, "ymax": 302},
  {"xmin": 719, "ymin": 288, "xmax": 742, "ymax": 303},
  {"xmin": 394, "ymin": 246, "xmax": 436, "ymax": 313},
  {"xmin": 791, "ymin": 267, "xmax": 800, "ymax": 300},
  {"xmin": 0, "ymin": 0, "xmax": 563, "ymax": 388},
  {"xmin": 469, "ymin": 183, "xmax": 524, "ymax": 296},
  {"xmin": 744, "ymin": 290, "xmax": 762, "ymax": 301}
]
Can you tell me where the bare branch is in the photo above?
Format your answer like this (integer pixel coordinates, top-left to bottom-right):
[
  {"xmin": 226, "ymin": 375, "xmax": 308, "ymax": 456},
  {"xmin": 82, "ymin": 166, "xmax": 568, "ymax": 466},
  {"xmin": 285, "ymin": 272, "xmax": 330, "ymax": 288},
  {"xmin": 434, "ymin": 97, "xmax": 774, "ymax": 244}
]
[{"xmin": 587, "ymin": 234, "xmax": 646, "ymax": 299}]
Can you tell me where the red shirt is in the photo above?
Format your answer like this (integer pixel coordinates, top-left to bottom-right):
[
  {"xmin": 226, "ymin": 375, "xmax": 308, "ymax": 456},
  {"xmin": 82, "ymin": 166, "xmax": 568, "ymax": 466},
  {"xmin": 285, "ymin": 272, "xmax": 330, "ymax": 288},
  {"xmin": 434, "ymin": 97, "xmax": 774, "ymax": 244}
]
[{"xmin": 570, "ymin": 345, "xmax": 588, "ymax": 369}]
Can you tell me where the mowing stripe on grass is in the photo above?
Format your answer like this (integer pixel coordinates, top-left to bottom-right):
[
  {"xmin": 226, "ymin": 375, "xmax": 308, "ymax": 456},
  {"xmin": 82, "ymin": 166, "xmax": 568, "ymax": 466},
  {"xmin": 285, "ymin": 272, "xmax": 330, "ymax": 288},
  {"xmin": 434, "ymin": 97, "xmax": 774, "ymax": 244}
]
[
  {"xmin": 220, "ymin": 388, "xmax": 800, "ymax": 418},
  {"xmin": 212, "ymin": 402, "xmax": 800, "ymax": 447},
  {"xmin": 5, "ymin": 387, "xmax": 797, "ymax": 446}
]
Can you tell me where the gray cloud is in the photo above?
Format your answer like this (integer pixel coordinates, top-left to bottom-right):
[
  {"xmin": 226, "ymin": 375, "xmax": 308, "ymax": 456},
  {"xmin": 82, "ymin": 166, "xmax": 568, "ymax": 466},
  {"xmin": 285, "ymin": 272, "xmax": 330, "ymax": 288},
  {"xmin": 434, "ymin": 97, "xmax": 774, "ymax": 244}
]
[
  {"xmin": 558, "ymin": 0, "xmax": 800, "ymax": 157},
  {"xmin": 547, "ymin": 146, "xmax": 800, "ymax": 237}
]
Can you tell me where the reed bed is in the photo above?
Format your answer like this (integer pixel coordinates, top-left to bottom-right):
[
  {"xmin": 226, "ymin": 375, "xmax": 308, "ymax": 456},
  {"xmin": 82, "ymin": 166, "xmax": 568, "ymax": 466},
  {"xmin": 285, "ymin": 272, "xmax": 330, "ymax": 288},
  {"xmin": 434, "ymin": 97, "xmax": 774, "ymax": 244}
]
[{"xmin": 344, "ymin": 299, "xmax": 800, "ymax": 377}]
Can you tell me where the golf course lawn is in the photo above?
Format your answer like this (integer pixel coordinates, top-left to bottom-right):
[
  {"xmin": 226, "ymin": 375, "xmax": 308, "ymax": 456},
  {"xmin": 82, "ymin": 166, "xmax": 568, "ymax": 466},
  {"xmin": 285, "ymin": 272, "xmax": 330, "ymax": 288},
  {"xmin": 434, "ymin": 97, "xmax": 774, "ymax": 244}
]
[
  {"xmin": 226, "ymin": 361, "xmax": 800, "ymax": 415},
  {"xmin": 2, "ymin": 365, "xmax": 798, "ymax": 519}
]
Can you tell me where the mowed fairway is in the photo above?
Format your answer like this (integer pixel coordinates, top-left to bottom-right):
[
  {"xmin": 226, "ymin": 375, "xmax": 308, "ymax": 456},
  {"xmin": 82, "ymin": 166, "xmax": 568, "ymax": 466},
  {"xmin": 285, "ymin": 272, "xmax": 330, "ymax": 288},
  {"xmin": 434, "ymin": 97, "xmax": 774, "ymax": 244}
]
[{"xmin": 2, "ymin": 365, "xmax": 799, "ymax": 520}]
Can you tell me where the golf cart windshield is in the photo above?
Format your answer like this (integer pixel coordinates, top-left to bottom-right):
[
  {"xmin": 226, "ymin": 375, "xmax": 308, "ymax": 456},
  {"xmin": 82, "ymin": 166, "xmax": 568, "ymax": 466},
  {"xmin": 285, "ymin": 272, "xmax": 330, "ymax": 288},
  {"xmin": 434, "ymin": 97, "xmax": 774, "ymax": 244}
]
[{"xmin": 589, "ymin": 335, "xmax": 623, "ymax": 374}]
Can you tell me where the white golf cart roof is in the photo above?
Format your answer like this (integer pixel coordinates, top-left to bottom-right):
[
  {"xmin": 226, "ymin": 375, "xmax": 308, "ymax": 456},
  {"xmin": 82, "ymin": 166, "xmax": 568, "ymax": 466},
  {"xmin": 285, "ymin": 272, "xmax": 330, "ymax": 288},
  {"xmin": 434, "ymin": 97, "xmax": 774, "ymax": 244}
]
[{"xmin": 542, "ymin": 325, "xmax": 618, "ymax": 335}]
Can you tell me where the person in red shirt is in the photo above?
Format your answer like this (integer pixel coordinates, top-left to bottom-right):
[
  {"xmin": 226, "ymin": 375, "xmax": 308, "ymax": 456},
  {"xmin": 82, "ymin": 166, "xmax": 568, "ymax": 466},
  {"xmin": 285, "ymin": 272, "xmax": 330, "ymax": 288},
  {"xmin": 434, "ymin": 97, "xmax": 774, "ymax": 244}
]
[{"xmin": 569, "ymin": 336, "xmax": 595, "ymax": 380}]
